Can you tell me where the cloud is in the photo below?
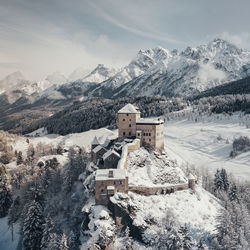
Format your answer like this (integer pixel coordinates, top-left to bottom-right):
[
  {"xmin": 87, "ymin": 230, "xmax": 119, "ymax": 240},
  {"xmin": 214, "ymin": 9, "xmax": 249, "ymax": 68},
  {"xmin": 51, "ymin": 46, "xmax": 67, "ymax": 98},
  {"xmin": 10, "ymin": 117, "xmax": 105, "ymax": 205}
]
[
  {"xmin": 86, "ymin": 1, "xmax": 185, "ymax": 45},
  {"xmin": 198, "ymin": 62, "xmax": 226, "ymax": 84},
  {"xmin": 220, "ymin": 31, "xmax": 250, "ymax": 49}
]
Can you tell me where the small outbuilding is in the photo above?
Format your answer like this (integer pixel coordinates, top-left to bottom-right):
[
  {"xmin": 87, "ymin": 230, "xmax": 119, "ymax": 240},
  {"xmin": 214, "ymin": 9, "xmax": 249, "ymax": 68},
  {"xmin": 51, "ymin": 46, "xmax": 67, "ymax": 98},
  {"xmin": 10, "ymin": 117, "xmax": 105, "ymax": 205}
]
[
  {"xmin": 103, "ymin": 149, "xmax": 120, "ymax": 169},
  {"xmin": 92, "ymin": 145, "xmax": 107, "ymax": 164}
]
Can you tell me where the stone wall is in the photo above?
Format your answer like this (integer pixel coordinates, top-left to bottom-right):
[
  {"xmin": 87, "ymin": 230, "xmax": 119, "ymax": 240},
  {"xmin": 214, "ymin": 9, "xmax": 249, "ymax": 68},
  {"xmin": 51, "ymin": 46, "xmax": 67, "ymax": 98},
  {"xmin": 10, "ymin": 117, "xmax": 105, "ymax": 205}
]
[
  {"xmin": 117, "ymin": 139, "xmax": 140, "ymax": 169},
  {"xmin": 128, "ymin": 183, "xmax": 190, "ymax": 196}
]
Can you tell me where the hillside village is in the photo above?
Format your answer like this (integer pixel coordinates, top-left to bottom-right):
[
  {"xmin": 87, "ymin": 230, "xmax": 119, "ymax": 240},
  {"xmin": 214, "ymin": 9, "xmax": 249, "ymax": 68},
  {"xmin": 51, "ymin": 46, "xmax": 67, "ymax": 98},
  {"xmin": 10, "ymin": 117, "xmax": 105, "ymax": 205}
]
[{"xmin": 91, "ymin": 104, "xmax": 196, "ymax": 207}]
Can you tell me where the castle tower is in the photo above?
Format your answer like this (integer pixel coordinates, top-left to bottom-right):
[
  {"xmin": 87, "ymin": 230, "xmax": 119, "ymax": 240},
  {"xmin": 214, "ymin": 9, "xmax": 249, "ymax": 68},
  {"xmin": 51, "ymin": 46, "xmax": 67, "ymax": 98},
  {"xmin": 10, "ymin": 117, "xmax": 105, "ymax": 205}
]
[{"xmin": 118, "ymin": 104, "xmax": 140, "ymax": 138}]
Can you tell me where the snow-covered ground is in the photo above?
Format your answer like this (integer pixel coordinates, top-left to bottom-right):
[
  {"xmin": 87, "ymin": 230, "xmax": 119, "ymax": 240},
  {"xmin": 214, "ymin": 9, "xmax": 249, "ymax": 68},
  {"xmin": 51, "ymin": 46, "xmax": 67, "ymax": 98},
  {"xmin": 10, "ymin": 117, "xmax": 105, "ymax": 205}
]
[
  {"xmin": 14, "ymin": 128, "xmax": 118, "ymax": 155},
  {"xmin": 164, "ymin": 118, "xmax": 250, "ymax": 181},
  {"xmin": 127, "ymin": 148, "xmax": 187, "ymax": 186},
  {"xmin": 111, "ymin": 184, "xmax": 221, "ymax": 244}
]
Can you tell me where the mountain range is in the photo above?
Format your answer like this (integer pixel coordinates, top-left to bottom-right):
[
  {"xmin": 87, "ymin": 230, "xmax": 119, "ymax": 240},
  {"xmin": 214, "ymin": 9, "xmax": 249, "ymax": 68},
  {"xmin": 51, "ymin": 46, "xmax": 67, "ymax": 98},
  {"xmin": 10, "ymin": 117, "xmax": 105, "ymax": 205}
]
[{"xmin": 1, "ymin": 38, "xmax": 250, "ymax": 103}]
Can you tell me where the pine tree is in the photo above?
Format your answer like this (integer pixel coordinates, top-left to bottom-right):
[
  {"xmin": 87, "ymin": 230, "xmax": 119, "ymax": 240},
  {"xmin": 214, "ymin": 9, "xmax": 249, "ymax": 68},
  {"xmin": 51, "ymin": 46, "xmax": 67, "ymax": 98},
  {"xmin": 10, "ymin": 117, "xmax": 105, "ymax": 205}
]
[
  {"xmin": 0, "ymin": 164, "xmax": 12, "ymax": 217},
  {"xmin": 220, "ymin": 168, "xmax": 229, "ymax": 192},
  {"xmin": 166, "ymin": 228, "xmax": 182, "ymax": 250},
  {"xmin": 214, "ymin": 169, "xmax": 224, "ymax": 193},
  {"xmin": 16, "ymin": 151, "xmax": 23, "ymax": 165},
  {"xmin": 228, "ymin": 183, "xmax": 238, "ymax": 202},
  {"xmin": 178, "ymin": 225, "xmax": 194, "ymax": 250},
  {"xmin": 41, "ymin": 215, "xmax": 57, "ymax": 250},
  {"xmin": 22, "ymin": 200, "xmax": 44, "ymax": 250}
]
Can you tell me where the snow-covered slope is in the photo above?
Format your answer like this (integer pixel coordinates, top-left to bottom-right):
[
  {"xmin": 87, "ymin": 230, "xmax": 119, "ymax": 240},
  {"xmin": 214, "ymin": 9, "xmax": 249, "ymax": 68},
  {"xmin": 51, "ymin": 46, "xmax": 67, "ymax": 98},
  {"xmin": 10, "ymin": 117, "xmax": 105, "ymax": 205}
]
[
  {"xmin": 164, "ymin": 113, "xmax": 250, "ymax": 181},
  {"xmin": 90, "ymin": 47, "xmax": 172, "ymax": 97},
  {"xmin": 81, "ymin": 64, "xmax": 117, "ymax": 83}
]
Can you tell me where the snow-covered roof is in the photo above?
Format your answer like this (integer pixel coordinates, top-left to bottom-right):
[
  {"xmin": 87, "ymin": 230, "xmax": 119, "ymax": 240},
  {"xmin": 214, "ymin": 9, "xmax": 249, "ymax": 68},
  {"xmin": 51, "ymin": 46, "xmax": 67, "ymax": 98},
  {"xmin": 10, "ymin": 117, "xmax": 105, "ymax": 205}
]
[
  {"xmin": 92, "ymin": 145, "xmax": 106, "ymax": 154},
  {"xmin": 96, "ymin": 169, "xmax": 127, "ymax": 180},
  {"xmin": 136, "ymin": 118, "xmax": 164, "ymax": 125},
  {"xmin": 188, "ymin": 173, "xmax": 195, "ymax": 180},
  {"xmin": 103, "ymin": 149, "xmax": 120, "ymax": 160},
  {"xmin": 92, "ymin": 136, "xmax": 100, "ymax": 145},
  {"xmin": 118, "ymin": 103, "xmax": 140, "ymax": 114}
]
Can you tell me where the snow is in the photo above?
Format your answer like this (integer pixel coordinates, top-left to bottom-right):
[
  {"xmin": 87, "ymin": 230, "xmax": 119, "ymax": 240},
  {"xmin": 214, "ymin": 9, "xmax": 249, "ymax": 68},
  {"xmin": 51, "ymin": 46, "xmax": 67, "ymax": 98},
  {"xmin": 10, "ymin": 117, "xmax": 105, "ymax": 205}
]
[
  {"xmin": 127, "ymin": 148, "xmax": 187, "ymax": 187},
  {"xmin": 0, "ymin": 217, "xmax": 19, "ymax": 250},
  {"xmin": 164, "ymin": 117, "xmax": 250, "ymax": 181},
  {"xmin": 136, "ymin": 118, "xmax": 164, "ymax": 124},
  {"xmin": 26, "ymin": 127, "xmax": 48, "ymax": 137},
  {"xmin": 14, "ymin": 128, "xmax": 118, "ymax": 154},
  {"xmin": 123, "ymin": 185, "xmax": 221, "ymax": 240},
  {"xmin": 92, "ymin": 145, "xmax": 105, "ymax": 154},
  {"xmin": 95, "ymin": 169, "xmax": 127, "ymax": 181},
  {"xmin": 103, "ymin": 149, "xmax": 120, "ymax": 160},
  {"xmin": 118, "ymin": 103, "xmax": 140, "ymax": 114},
  {"xmin": 81, "ymin": 205, "xmax": 116, "ymax": 249}
]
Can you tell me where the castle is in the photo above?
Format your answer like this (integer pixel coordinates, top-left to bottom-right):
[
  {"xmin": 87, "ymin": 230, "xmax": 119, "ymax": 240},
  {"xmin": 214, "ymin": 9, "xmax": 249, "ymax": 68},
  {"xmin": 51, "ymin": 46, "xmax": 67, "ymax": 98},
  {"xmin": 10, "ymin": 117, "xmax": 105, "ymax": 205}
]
[
  {"xmin": 93, "ymin": 104, "xmax": 195, "ymax": 206},
  {"xmin": 118, "ymin": 104, "xmax": 164, "ymax": 151}
]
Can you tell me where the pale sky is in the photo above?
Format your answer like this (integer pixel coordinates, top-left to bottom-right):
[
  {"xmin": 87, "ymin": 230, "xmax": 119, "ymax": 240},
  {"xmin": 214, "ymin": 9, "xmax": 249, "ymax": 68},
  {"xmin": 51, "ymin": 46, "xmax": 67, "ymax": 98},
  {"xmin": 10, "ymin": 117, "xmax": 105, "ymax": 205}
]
[{"xmin": 1, "ymin": 0, "xmax": 250, "ymax": 80}]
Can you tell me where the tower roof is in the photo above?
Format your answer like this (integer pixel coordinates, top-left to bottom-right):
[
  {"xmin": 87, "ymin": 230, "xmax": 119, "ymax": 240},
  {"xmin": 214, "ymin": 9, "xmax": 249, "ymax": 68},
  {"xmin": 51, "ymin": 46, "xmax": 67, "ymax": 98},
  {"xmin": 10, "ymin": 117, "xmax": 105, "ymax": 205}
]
[
  {"xmin": 118, "ymin": 103, "xmax": 140, "ymax": 114},
  {"xmin": 92, "ymin": 136, "xmax": 100, "ymax": 145}
]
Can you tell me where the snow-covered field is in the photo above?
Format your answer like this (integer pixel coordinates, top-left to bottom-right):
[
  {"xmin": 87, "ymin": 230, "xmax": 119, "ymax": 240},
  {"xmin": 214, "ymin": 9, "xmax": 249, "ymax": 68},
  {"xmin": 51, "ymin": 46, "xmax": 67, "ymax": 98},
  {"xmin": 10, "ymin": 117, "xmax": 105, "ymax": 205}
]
[
  {"xmin": 164, "ymin": 118, "xmax": 250, "ymax": 181},
  {"xmin": 14, "ymin": 128, "xmax": 118, "ymax": 154}
]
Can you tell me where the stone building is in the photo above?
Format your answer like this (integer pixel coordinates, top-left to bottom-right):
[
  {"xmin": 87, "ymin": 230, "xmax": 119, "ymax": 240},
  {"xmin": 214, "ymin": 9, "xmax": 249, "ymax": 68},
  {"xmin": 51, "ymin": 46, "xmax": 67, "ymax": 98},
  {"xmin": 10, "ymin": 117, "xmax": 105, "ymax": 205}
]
[
  {"xmin": 92, "ymin": 145, "xmax": 107, "ymax": 164},
  {"xmin": 95, "ymin": 169, "xmax": 128, "ymax": 205},
  {"xmin": 118, "ymin": 103, "xmax": 164, "ymax": 151},
  {"xmin": 103, "ymin": 149, "xmax": 121, "ymax": 169}
]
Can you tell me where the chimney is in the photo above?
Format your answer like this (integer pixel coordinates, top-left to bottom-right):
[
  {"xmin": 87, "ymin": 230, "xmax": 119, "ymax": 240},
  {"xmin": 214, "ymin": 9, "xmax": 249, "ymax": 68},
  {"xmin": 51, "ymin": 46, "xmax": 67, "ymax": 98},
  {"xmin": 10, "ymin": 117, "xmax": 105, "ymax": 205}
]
[{"xmin": 108, "ymin": 170, "xmax": 114, "ymax": 178}]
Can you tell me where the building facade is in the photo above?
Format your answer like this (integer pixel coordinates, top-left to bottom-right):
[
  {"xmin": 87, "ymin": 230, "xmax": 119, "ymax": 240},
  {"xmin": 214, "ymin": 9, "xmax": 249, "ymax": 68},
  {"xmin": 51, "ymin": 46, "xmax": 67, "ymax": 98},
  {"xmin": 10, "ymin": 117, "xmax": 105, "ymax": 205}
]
[
  {"xmin": 118, "ymin": 104, "xmax": 164, "ymax": 151},
  {"xmin": 95, "ymin": 169, "xmax": 128, "ymax": 205}
]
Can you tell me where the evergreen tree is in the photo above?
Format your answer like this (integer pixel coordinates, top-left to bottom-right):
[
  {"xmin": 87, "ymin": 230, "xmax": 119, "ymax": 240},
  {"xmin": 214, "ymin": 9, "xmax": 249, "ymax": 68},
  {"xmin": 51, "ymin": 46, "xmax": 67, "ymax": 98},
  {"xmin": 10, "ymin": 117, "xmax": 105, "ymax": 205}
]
[
  {"xmin": 229, "ymin": 182, "xmax": 238, "ymax": 202},
  {"xmin": 16, "ymin": 151, "xmax": 23, "ymax": 165},
  {"xmin": 22, "ymin": 200, "xmax": 44, "ymax": 250},
  {"xmin": 178, "ymin": 225, "xmax": 194, "ymax": 250},
  {"xmin": 41, "ymin": 215, "xmax": 57, "ymax": 250},
  {"xmin": 166, "ymin": 228, "xmax": 182, "ymax": 250},
  {"xmin": 220, "ymin": 168, "xmax": 229, "ymax": 192},
  {"xmin": 214, "ymin": 169, "xmax": 224, "ymax": 193},
  {"xmin": 0, "ymin": 164, "xmax": 12, "ymax": 217}
]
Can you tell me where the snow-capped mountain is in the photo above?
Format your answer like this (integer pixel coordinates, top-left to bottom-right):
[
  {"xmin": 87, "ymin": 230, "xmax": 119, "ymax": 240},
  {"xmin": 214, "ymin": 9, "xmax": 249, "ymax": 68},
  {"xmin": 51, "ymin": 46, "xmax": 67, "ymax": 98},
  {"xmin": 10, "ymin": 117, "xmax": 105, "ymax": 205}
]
[
  {"xmin": 90, "ymin": 47, "xmax": 172, "ymax": 97},
  {"xmin": 81, "ymin": 64, "xmax": 117, "ymax": 83},
  {"xmin": 2, "ymin": 38, "xmax": 250, "ymax": 101},
  {"xmin": 0, "ymin": 71, "xmax": 28, "ymax": 94},
  {"xmin": 91, "ymin": 38, "xmax": 250, "ymax": 98}
]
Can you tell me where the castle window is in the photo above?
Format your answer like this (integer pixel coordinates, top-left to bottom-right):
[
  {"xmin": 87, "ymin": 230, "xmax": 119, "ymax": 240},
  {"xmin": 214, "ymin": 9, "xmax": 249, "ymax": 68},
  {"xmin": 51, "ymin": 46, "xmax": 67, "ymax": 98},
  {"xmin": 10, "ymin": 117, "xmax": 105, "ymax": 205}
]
[
  {"xmin": 149, "ymin": 138, "xmax": 151, "ymax": 142},
  {"xmin": 143, "ymin": 133, "xmax": 145, "ymax": 136},
  {"xmin": 126, "ymin": 114, "xmax": 129, "ymax": 116},
  {"xmin": 129, "ymin": 124, "xmax": 131, "ymax": 127},
  {"xmin": 149, "ymin": 133, "xmax": 151, "ymax": 136},
  {"xmin": 123, "ymin": 132, "xmax": 126, "ymax": 136},
  {"xmin": 129, "ymin": 119, "xmax": 131, "ymax": 121},
  {"xmin": 129, "ymin": 132, "xmax": 131, "ymax": 136},
  {"xmin": 120, "ymin": 181, "xmax": 122, "ymax": 184},
  {"xmin": 146, "ymin": 133, "xmax": 148, "ymax": 136},
  {"xmin": 123, "ymin": 118, "xmax": 125, "ymax": 121},
  {"xmin": 137, "ymin": 133, "xmax": 140, "ymax": 136},
  {"xmin": 101, "ymin": 189, "xmax": 104, "ymax": 193}
]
